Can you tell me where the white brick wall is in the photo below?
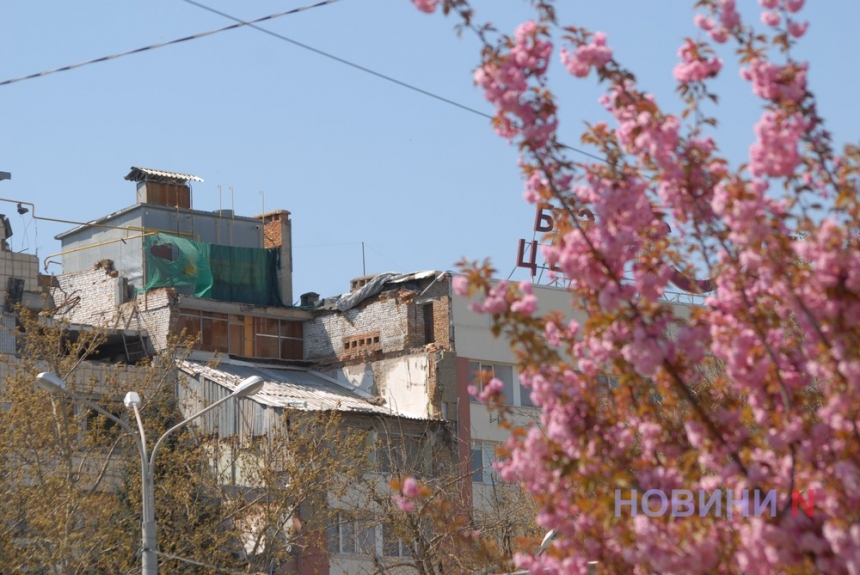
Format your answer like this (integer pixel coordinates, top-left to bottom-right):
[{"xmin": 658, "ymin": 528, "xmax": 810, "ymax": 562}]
[
  {"xmin": 51, "ymin": 269, "xmax": 177, "ymax": 352},
  {"xmin": 304, "ymin": 295, "xmax": 410, "ymax": 361},
  {"xmin": 52, "ymin": 268, "xmax": 120, "ymax": 327}
]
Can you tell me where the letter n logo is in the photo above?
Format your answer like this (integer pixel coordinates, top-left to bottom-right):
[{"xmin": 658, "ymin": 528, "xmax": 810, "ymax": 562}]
[{"xmin": 791, "ymin": 489, "xmax": 814, "ymax": 517}]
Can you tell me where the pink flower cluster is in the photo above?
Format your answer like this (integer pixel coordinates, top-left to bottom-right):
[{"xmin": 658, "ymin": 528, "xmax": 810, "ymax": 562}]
[
  {"xmin": 410, "ymin": 0, "xmax": 439, "ymax": 13},
  {"xmin": 749, "ymin": 111, "xmax": 806, "ymax": 178},
  {"xmin": 468, "ymin": 280, "xmax": 509, "ymax": 315},
  {"xmin": 741, "ymin": 60, "xmax": 808, "ymax": 104},
  {"xmin": 560, "ymin": 32, "xmax": 612, "ymax": 78},
  {"xmin": 510, "ymin": 281, "xmax": 537, "ymax": 315},
  {"xmin": 474, "ymin": 21, "xmax": 555, "ymax": 146},
  {"xmin": 468, "ymin": 377, "xmax": 504, "ymax": 405},
  {"xmin": 759, "ymin": 0, "xmax": 809, "ymax": 37},
  {"xmin": 762, "ymin": 0, "xmax": 805, "ymax": 12},
  {"xmin": 412, "ymin": 0, "xmax": 860, "ymax": 572},
  {"xmin": 673, "ymin": 40, "xmax": 722, "ymax": 84},
  {"xmin": 392, "ymin": 476, "xmax": 420, "ymax": 512},
  {"xmin": 695, "ymin": 0, "xmax": 742, "ymax": 43}
]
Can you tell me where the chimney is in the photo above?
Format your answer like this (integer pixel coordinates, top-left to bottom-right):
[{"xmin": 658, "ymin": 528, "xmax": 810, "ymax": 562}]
[
  {"xmin": 300, "ymin": 292, "xmax": 320, "ymax": 307},
  {"xmin": 350, "ymin": 274, "xmax": 377, "ymax": 293},
  {"xmin": 124, "ymin": 166, "xmax": 203, "ymax": 209}
]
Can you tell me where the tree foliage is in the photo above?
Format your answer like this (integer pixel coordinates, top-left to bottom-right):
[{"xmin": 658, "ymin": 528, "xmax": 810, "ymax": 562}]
[{"xmin": 0, "ymin": 312, "xmax": 366, "ymax": 573}]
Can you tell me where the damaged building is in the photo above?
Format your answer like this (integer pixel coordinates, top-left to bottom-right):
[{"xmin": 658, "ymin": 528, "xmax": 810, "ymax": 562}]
[{"xmin": 1, "ymin": 165, "xmax": 550, "ymax": 574}]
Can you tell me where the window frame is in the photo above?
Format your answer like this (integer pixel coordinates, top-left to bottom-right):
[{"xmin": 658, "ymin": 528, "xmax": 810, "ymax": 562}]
[
  {"xmin": 326, "ymin": 513, "xmax": 376, "ymax": 556},
  {"xmin": 471, "ymin": 441, "xmax": 500, "ymax": 484}
]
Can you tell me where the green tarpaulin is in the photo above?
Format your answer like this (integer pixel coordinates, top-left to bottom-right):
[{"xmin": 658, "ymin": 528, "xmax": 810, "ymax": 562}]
[{"xmin": 142, "ymin": 233, "xmax": 282, "ymax": 307}]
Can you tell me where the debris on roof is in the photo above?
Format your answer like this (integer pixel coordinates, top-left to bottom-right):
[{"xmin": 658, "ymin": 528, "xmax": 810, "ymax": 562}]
[{"xmin": 333, "ymin": 270, "xmax": 442, "ymax": 312}]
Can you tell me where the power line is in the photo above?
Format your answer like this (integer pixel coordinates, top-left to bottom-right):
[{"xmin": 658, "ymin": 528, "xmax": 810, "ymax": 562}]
[
  {"xmin": 181, "ymin": 0, "xmax": 607, "ymax": 163},
  {"xmin": 2, "ymin": 0, "xmax": 607, "ymax": 164},
  {"xmin": 0, "ymin": 0, "xmax": 341, "ymax": 87},
  {"xmin": 179, "ymin": 0, "xmax": 493, "ymax": 120}
]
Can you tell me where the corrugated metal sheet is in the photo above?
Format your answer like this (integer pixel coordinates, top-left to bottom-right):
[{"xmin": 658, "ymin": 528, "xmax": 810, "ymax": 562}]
[
  {"xmin": 179, "ymin": 360, "xmax": 409, "ymax": 417},
  {"xmin": 125, "ymin": 166, "xmax": 204, "ymax": 183}
]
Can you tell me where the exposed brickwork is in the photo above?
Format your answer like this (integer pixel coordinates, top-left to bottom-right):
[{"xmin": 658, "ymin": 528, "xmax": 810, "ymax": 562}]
[
  {"xmin": 350, "ymin": 275, "xmax": 376, "ymax": 292},
  {"xmin": 409, "ymin": 277, "xmax": 452, "ymax": 351},
  {"xmin": 305, "ymin": 276, "xmax": 452, "ymax": 366},
  {"xmin": 342, "ymin": 331, "xmax": 381, "ymax": 358},
  {"xmin": 51, "ymin": 268, "xmax": 178, "ymax": 352},
  {"xmin": 256, "ymin": 210, "xmax": 290, "ymax": 249},
  {"xmin": 51, "ymin": 268, "xmax": 125, "ymax": 327}
]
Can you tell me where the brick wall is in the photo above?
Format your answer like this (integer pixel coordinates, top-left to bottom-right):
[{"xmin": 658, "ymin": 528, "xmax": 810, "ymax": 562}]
[
  {"xmin": 304, "ymin": 276, "xmax": 452, "ymax": 365},
  {"xmin": 410, "ymin": 278, "xmax": 451, "ymax": 351},
  {"xmin": 304, "ymin": 292, "xmax": 410, "ymax": 362},
  {"xmin": 51, "ymin": 268, "xmax": 178, "ymax": 352},
  {"xmin": 52, "ymin": 268, "xmax": 124, "ymax": 327}
]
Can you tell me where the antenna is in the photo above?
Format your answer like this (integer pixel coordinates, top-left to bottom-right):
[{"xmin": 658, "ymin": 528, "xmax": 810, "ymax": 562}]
[{"xmin": 362, "ymin": 242, "xmax": 366, "ymax": 276}]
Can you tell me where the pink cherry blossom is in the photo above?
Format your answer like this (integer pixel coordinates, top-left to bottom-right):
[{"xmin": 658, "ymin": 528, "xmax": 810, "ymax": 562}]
[
  {"xmin": 694, "ymin": 14, "xmax": 715, "ymax": 31},
  {"xmin": 788, "ymin": 19, "xmax": 809, "ymax": 38},
  {"xmin": 511, "ymin": 281, "xmax": 538, "ymax": 315},
  {"xmin": 560, "ymin": 32, "xmax": 613, "ymax": 78},
  {"xmin": 673, "ymin": 40, "xmax": 722, "ymax": 83},
  {"xmin": 761, "ymin": 11, "xmax": 781, "ymax": 26},
  {"xmin": 411, "ymin": 0, "xmax": 439, "ymax": 13},
  {"xmin": 411, "ymin": 1, "xmax": 860, "ymax": 573},
  {"xmin": 402, "ymin": 476, "xmax": 419, "ymax": 498},
  {"xmin": 786, "ymin": 0, "xmax": 805, "ymax": 13},
  {"xmin": 452, "ymin": 274, "xmax": 469, "ymax": 296}
]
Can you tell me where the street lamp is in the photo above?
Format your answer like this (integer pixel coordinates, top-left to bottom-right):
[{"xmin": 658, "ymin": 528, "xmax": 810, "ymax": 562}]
[{"xmin": 34, "ymin": 371, "xmax": 265, "ymax": 575}]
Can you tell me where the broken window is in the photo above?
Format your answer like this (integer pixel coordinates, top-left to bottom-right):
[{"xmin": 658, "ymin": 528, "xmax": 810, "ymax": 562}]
[{"xmin": 422, "ymin": 303, "xmax": 435, "ymax": 344}]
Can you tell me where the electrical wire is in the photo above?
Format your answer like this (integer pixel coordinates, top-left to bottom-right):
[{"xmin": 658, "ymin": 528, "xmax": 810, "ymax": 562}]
[
  {"xmin": 180, "ymin": 0, "xmax": 493, "ymax": 120},
  {"xmin": 1, "ymin": 0, "xmax": 608, "ymax": 164},
  {"xmin": 0, "ymin": 0, "xmax": 341, "ymax": 87},
  {"xmin": 180, "ymin": 0, "xmax": 607, "ymax": 164}
]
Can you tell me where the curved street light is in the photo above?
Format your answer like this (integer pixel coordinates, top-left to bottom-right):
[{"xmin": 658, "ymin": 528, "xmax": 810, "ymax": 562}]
[{"xmin": 34, "ymin": 371, "xmax": 265, "ymax": 575}]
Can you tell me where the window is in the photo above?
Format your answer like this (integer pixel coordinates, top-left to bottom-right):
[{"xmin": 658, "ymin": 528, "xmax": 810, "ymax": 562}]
[
  {"xmin": 201, "ymin": 312, "xmax": 228, "ymax": 353},
  {"xmin": 520, "ymin": 384, "xmax": 536, "ymax": 407},
  {"xmin": 468, "ymin": 361, "xmax": 514, "ymax": 404},
  {"xmin": 422, "ymin": 303, "xmax": 435, "ymax": 344},
  {"xmin": 471, "ymin": 442, "xmax": 500, "ymax": 484},
  {"xmin": 326, "ymin": 514, "xmax": 375, "ymax": 555},
  {"xmin": 382, "ymin": 523, "xmax": 412, "ymax": 558},
  {"xmin": 376, "ymin": 435, "xmax": 429, "ymax": 476},
  {"xmin": 176, "ymin": 309, "xmax": 303, "ymax": 360},
  {"xmin": 468, "ymin": 361, "xmax": 538, "ymax": 408}
]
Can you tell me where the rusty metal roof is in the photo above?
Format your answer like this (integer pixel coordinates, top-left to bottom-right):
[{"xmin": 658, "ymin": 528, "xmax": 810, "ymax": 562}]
[
  {"xmin": 179, "ymin": 360, "xmax": 425, "ymax": 418},
  {"xmin": 125, "ymin": 166, "xmax": 203, "ymax": 183}
]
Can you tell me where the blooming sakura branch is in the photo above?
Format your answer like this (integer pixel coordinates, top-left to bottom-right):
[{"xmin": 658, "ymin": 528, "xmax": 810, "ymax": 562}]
[
  {"xmin": 614, "ymin": 489, "xmax": 816, "ymax": 518},
  {"xmin": 412, "ymin": 0, "xmax": 860, "ymax": 572}
]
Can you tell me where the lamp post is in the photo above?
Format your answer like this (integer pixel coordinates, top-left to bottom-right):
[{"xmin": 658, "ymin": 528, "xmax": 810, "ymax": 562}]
[{"xmin": 34, "ymin": 371, "xmax": 265, "ymax": 575}]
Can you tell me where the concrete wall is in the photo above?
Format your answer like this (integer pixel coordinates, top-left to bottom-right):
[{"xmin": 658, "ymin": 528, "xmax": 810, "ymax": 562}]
[
  {"xmin": 58, "ymin": 209, "xmax": 145, "ymax": 282},
  {"xmin": 59, "ymin": 204, "xmax": 271, "ymax": 287}
]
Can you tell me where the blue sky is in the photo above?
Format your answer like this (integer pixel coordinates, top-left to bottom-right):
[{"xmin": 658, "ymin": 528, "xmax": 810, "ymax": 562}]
[{"xmin": 1, "ymin": 0, "xmax": 858, "ymax": 301}]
